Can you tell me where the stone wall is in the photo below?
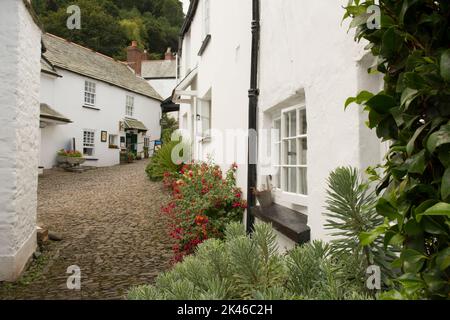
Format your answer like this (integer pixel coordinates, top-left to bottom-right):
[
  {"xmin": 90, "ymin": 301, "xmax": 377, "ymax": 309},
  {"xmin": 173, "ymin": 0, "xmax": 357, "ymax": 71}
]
[{"xmin": 0, "ymin": 0, "xmax": 41, "ymax": 281}]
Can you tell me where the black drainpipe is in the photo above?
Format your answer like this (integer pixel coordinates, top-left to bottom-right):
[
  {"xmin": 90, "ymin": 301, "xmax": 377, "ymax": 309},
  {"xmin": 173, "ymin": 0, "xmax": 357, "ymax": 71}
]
[{"xmin": 246, "ymin": 0, "xmax": 260, "ymax": 233}]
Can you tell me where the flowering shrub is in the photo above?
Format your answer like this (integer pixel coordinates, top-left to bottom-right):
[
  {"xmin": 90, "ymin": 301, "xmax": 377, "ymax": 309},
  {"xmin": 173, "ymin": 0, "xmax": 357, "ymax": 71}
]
[
  {"xmin": 57, "ymin": 149, "xmax": 82, "ymax": 158},
  {"xmin": 162, "ymin": 162, "xmax": 246, "ymax": 262}
]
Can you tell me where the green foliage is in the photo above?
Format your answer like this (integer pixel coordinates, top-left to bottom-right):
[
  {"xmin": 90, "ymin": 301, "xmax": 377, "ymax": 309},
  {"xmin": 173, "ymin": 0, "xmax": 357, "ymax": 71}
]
[
  {"xmin": 32, "ymin": 0, "xmax": 184, "ymax": 59},
  {"xmin": 324, "ymin": 167, "xmax": 397, "ymax": 286},
  {"xmin": 163, "ymin": 163, "xmax": 245, "ymax": 261},
  {"xmin": 344, "ymin": 1, "xmax": 450, "ymax": 299},
  {"xmin": 145, "ymin": 140, "xmax": 184, "ymax": 181},
  {"xmin": 127, "ymin": 223, "xmax": 371, "ymax": 300},
  {"xmin": 161, "ymin": 114, "xmax": 179, "ymax": 144}
]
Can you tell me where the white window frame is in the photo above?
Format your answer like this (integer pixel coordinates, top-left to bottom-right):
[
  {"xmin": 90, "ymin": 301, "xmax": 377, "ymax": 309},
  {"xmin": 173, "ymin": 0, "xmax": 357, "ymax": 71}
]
[
  {"xmin": 84, "ymin": 81, "xmax": 96, "ymax": 106},
  {"xmin": 272, "ymin": 104, "xmax": 308, "ymax": 205},
  {"xmin": 199, "ymin": 99, "xmax": 211, "ymax": 139},
  {"xmin": 126, "ymin": 95, "xmax": 134, "ymax": 117},
  {"xmin": 83, "ymin": 129, "xmax": 95, "ymax": 157}
]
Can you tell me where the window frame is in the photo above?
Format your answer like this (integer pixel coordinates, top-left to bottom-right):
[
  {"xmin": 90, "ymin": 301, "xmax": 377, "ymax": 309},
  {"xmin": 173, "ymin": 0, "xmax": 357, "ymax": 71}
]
[
  {"xmin": 84, "ymin": 81, "xmax": 96, "ymax": 106},
  {"xmin": 272, "ymin": 104, "xmax": 308, "ymax": 204},
  {"xmin": 83, "ymin": 129, "xmax": 96, "ymax": 157},
  {"xmin": 126, "ymin": 95, "xmax": 135, "ymax": 117},
  {"xmin": 198, "ymin": 99, "xmax": 212, "ymax": 139}
]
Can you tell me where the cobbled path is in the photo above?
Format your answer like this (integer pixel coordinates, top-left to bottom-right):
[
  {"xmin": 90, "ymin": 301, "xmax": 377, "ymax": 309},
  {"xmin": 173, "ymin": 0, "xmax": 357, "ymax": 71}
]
[{"xmin": 0, "ymin": 160, "xmax": 173, "ymax": 300}]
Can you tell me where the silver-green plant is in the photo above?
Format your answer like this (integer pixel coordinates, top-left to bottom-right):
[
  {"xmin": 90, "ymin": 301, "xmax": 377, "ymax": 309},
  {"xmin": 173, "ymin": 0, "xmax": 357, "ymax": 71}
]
[{"xmin": 127, "ymin": 222, "xmax": 371, "ymax": 300}]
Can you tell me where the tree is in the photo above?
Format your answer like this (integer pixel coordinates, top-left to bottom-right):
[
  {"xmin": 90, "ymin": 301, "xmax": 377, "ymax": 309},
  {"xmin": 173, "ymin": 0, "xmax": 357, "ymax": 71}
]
[
  {"xmin": 344, "ymin": 1, "xmax": 450, "ymax": 299},
  {"xmin": 33, "ymin": 0, "xmax": 185, "ymax": 59}
]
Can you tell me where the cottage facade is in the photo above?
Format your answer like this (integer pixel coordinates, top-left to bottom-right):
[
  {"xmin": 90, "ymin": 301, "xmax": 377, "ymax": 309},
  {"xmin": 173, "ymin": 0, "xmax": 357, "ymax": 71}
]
[
  {"xmin": 39, "ymin": 34, "xmax": 163, "ymax": 169},
  {"xmin": 175, "ymin": 0, "xmax": 384, "ymax": 250},
  {"xmin": 0, "ymin": 0, "xmax": 41, "ymax": 281}
]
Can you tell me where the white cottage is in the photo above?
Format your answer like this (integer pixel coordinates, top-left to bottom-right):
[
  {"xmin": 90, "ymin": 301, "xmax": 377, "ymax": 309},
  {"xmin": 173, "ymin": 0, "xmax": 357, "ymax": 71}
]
[
  {"xmin": 174, "ymin": 0, "xmax": 385, "ymax": 251},
  {"xmin": 0, "ymin": 0, "xmax": 41, "ymax": 281},
  {"xmin": 39, "ymin": 33, "xmax": 163, "ymax": 169}
]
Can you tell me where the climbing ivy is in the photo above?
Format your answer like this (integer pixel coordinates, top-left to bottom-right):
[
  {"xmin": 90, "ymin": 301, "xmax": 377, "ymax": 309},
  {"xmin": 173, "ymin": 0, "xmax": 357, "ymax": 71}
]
[{"xmin": 344, "ymin": 1, "xmax": 450, "ymax": 299}]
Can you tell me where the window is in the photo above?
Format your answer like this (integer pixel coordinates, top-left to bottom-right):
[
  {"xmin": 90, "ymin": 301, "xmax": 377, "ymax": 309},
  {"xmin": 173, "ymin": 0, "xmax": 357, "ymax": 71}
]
[
  {"xmin": 203, "ymin": 0, "xmax": 210, "ymax": 37},
  {"xmin": 126, "ymin": 95, "xmax": 134, "ymax": 117},
  {"xmin": 109, "ymin": 134, "xmax": 118, "ymax": 148},
  {"xmin": 144, "ymin": 137, "xmax": 150, "ymax": 148},
  {"xmin": 83, "ymin": 130, "xmax": 95, "ymax": 156},
  {"xmin": 273, "ymin": 106, "xmax": 307, "ymax": 195},
  {"xmin": 199, "ymin": 99, "xmax": 211, "ymax": 138},
  {"xmin": 84, "ymin": 81, "xmax": 96, "ymax": 106}
]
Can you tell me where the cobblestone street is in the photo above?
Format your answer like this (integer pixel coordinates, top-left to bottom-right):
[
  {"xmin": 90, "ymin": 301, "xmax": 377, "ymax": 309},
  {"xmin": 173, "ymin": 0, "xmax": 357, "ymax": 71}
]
[{"xmin": 0, "ymin": 160, "xmax": 173, "ymax": 300}]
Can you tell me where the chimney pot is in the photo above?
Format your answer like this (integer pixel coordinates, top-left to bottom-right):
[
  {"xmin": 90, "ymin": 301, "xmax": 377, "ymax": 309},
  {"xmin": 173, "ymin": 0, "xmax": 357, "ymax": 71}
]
[{"xmin": 131, "ymin": 40, "xmax": 138, "ymax": 48}]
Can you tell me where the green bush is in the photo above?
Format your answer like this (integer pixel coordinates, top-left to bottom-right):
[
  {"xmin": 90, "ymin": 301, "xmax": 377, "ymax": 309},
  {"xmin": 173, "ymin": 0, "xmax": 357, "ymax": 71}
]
[
  {"xmin": 145, "ymin": 141, "xmax": 184, "ymax": 181},
  {"xmin": 344, "ymin": 1, "xmax": 450, "ymax": 299},
  {"xmin": 127, "ymin": 222, "xmax": 372, "ymax": 300}
]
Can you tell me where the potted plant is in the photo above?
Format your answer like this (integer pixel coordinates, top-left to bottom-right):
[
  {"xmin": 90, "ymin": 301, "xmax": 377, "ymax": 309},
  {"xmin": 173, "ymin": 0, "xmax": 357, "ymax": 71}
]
[
  {"xmin": 127, "ymin": 152, "xmax": 135, "ymax": 163},
  {"xmin": 56, "ymin": 149, "xmax": 85, "ymax": 166},
  {"xmin": 252, "ymin": 176, "xmax": 273, "ymax": 208}
]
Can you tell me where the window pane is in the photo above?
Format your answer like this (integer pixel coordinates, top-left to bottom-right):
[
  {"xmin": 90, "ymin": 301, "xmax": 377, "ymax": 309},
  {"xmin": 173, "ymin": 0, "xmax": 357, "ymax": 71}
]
[
  {"xmin": 289, "ymin": 110, "xmax": 297, "ymax": 137},
  {"xmin": 300, "ymin": 109, "xmax": 307, "ymax": 135},
  {"xmin": 299, "ymin": 137, "xmax": 307, "ymax": 165},
  {"xmin": 284, "ymin": 139, "xmax": 297, "ymax": 165},
  {"xmin": 288, "ymin": 168, "xmax": 297, "ymax": 193},
  {"xmin": 298, "ymin": 167, "xmax": 308, "ymax": 195}
]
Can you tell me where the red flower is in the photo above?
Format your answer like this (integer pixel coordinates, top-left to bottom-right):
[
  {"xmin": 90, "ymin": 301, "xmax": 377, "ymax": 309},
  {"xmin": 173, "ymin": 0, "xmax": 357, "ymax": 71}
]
[{"xmin": 194, "ymin": 215, "xmax": 209, "ymax": 225}]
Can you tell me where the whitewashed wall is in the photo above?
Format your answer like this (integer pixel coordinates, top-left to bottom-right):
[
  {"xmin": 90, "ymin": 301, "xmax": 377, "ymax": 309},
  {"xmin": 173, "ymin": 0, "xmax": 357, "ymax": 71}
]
[
  {"xmin": 0, "ymin": 0, "xmax": 41, "ymax": 281},
  {"xmin": 40, "ymin": 69, "xmax": 162, "ymax": 168},
  {"xmin": 178, "ymin": 0, "xmax": 384, "ymax": 245},
  {"xmin": 178, "ymin": 0, "xmax": 252, "ymax": 191},
  {"xmin": 258, "ymin": 0, "xmax": 383, "ymax": 241}
]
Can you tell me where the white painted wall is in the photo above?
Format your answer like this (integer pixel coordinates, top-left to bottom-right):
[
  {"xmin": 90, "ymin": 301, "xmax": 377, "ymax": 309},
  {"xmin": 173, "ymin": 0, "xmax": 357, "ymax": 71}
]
[
  {"xmin": 178, "ymin": 0, "xmax": 252, "ymax": 191},
  {"xmin": 40, "ymin": 69, "xmax": 162, "ymax": 168},
  {"xmin": 258, "ymin": 0, "xmax": 383, "ymax": 241},
  {"xmin": 178, "ymin": 0, "xmax": 383, "ymax": 245},
  {"xmin": 0, "ymin": 0, "xmax": 41, "ymax": 281}
]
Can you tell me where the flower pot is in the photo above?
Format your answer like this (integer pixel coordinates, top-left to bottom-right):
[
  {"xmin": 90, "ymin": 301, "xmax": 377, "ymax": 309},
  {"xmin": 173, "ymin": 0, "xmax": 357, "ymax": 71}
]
[
  {"xmin": 56, "ymin": 155, "xmax": 86, "ymax": 166},
  {"xmin": 256, "ymin": 190, "xmax": 273, "ymax": 208}
]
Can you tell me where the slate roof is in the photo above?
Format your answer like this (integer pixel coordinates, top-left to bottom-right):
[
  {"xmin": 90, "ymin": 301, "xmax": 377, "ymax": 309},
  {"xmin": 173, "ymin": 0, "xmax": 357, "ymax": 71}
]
[
  {"xmin": 40, "ymin": 103, "xmax": 72, "ymax": 123},
  {"xmin": 41, "ymin": 57, "xmax": 61, "ymax": 77},
  {"xmin": 141, "ymin": 60, "xmax": 177, "ymax": 79},
  {"xmin": 42, "ymin": 33, "xmax": 162, "ymax": 101},
  {"xmin": 124, "ymin": 118, "xmax": 148, "ymax": 132}
]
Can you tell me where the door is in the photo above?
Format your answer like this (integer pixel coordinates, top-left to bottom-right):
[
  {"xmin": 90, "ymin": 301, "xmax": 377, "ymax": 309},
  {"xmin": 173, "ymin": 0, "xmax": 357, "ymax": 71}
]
[{"xmin": 126, "ymin": 132, "xmax": 138, "ymax": 155}]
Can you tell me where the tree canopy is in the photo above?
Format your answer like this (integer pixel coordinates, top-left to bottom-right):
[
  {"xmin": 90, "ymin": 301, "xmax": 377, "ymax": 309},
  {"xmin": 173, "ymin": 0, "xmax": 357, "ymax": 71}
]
[{"xmin": 33, "ymin": 0, "xmax": 184, "ymax": 60}]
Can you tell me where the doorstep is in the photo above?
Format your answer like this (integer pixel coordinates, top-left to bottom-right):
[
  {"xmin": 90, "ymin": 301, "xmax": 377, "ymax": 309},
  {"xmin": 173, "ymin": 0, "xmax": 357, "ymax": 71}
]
[{"xmin": 253, "ymin": 203, "xmax": 310, "ymax": 244}]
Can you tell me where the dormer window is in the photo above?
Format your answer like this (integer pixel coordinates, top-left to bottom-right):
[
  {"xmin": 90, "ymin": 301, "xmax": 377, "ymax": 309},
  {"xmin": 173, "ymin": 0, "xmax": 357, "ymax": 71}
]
[{"xmin": 84, "ymin": 81, "xmax": 96, "ymax": 106}]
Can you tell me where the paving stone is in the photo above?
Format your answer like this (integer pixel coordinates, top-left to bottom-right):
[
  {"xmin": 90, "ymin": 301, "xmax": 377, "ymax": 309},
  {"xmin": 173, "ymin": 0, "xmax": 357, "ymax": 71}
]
[{"xmin": 0, "ymin": 160, "xmax": 173, "ymax": 300}]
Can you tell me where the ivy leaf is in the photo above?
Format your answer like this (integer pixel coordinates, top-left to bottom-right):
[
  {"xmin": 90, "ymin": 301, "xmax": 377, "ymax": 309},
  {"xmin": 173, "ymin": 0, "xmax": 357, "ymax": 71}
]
[
  {"xmin": 427, "ymin": 124, "xmax": 450, "ymax": 153},
  {"xmin": 436, "ymin": 248, "xmax": 450, "ymax": 271},
  {"xmin": 401, "ymin": 249, "xmax": 427, "ymax": 274},
  {"xmin": 405, "ymin": 149, "xmax": 426, "ymax": 174},
  {"xmin": 366, "ymin": 94, "xmax": 396, "ymax": 114},
  {"xmin": 442, "ymin": 168, "xmax": 450, "ymax": 200},
  {"xmin": 400, "ymin": 88, "xmax": 419, "ymax": 109},
  {"xmin": 440, "ymin": 49, "xmax": 450, "ymax": 82},
  {"xmin": 397, "ymin": 273, "xmax": 426, "ymax": 295},
  {"xmin": 420, "ymin": 202, "xmax": 450, "ymax": 217},
  {"xmin": 376, "ymin": 198, "xmax": 398, "ymax": 220},
  {"xmin": 406, "ymin": 124, "xmax": 427, "ymax": 156}
]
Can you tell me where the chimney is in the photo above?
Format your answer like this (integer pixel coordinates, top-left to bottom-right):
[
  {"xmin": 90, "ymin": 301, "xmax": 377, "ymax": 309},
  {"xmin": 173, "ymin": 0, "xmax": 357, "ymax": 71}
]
[
  {"xmin": 165, "ymin": 47, "xmax": 175, "ymax": 60},
  {"xmin": 127, "ymin": 41, "xmax": 147, "ymax": 76}
]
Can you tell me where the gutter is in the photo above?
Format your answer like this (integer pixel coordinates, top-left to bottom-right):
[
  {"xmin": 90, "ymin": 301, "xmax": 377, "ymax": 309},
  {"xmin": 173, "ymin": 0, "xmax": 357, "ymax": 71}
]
[{"xmin": 246, "ymin": 0, "xmax": 261, "ymax": 233}]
